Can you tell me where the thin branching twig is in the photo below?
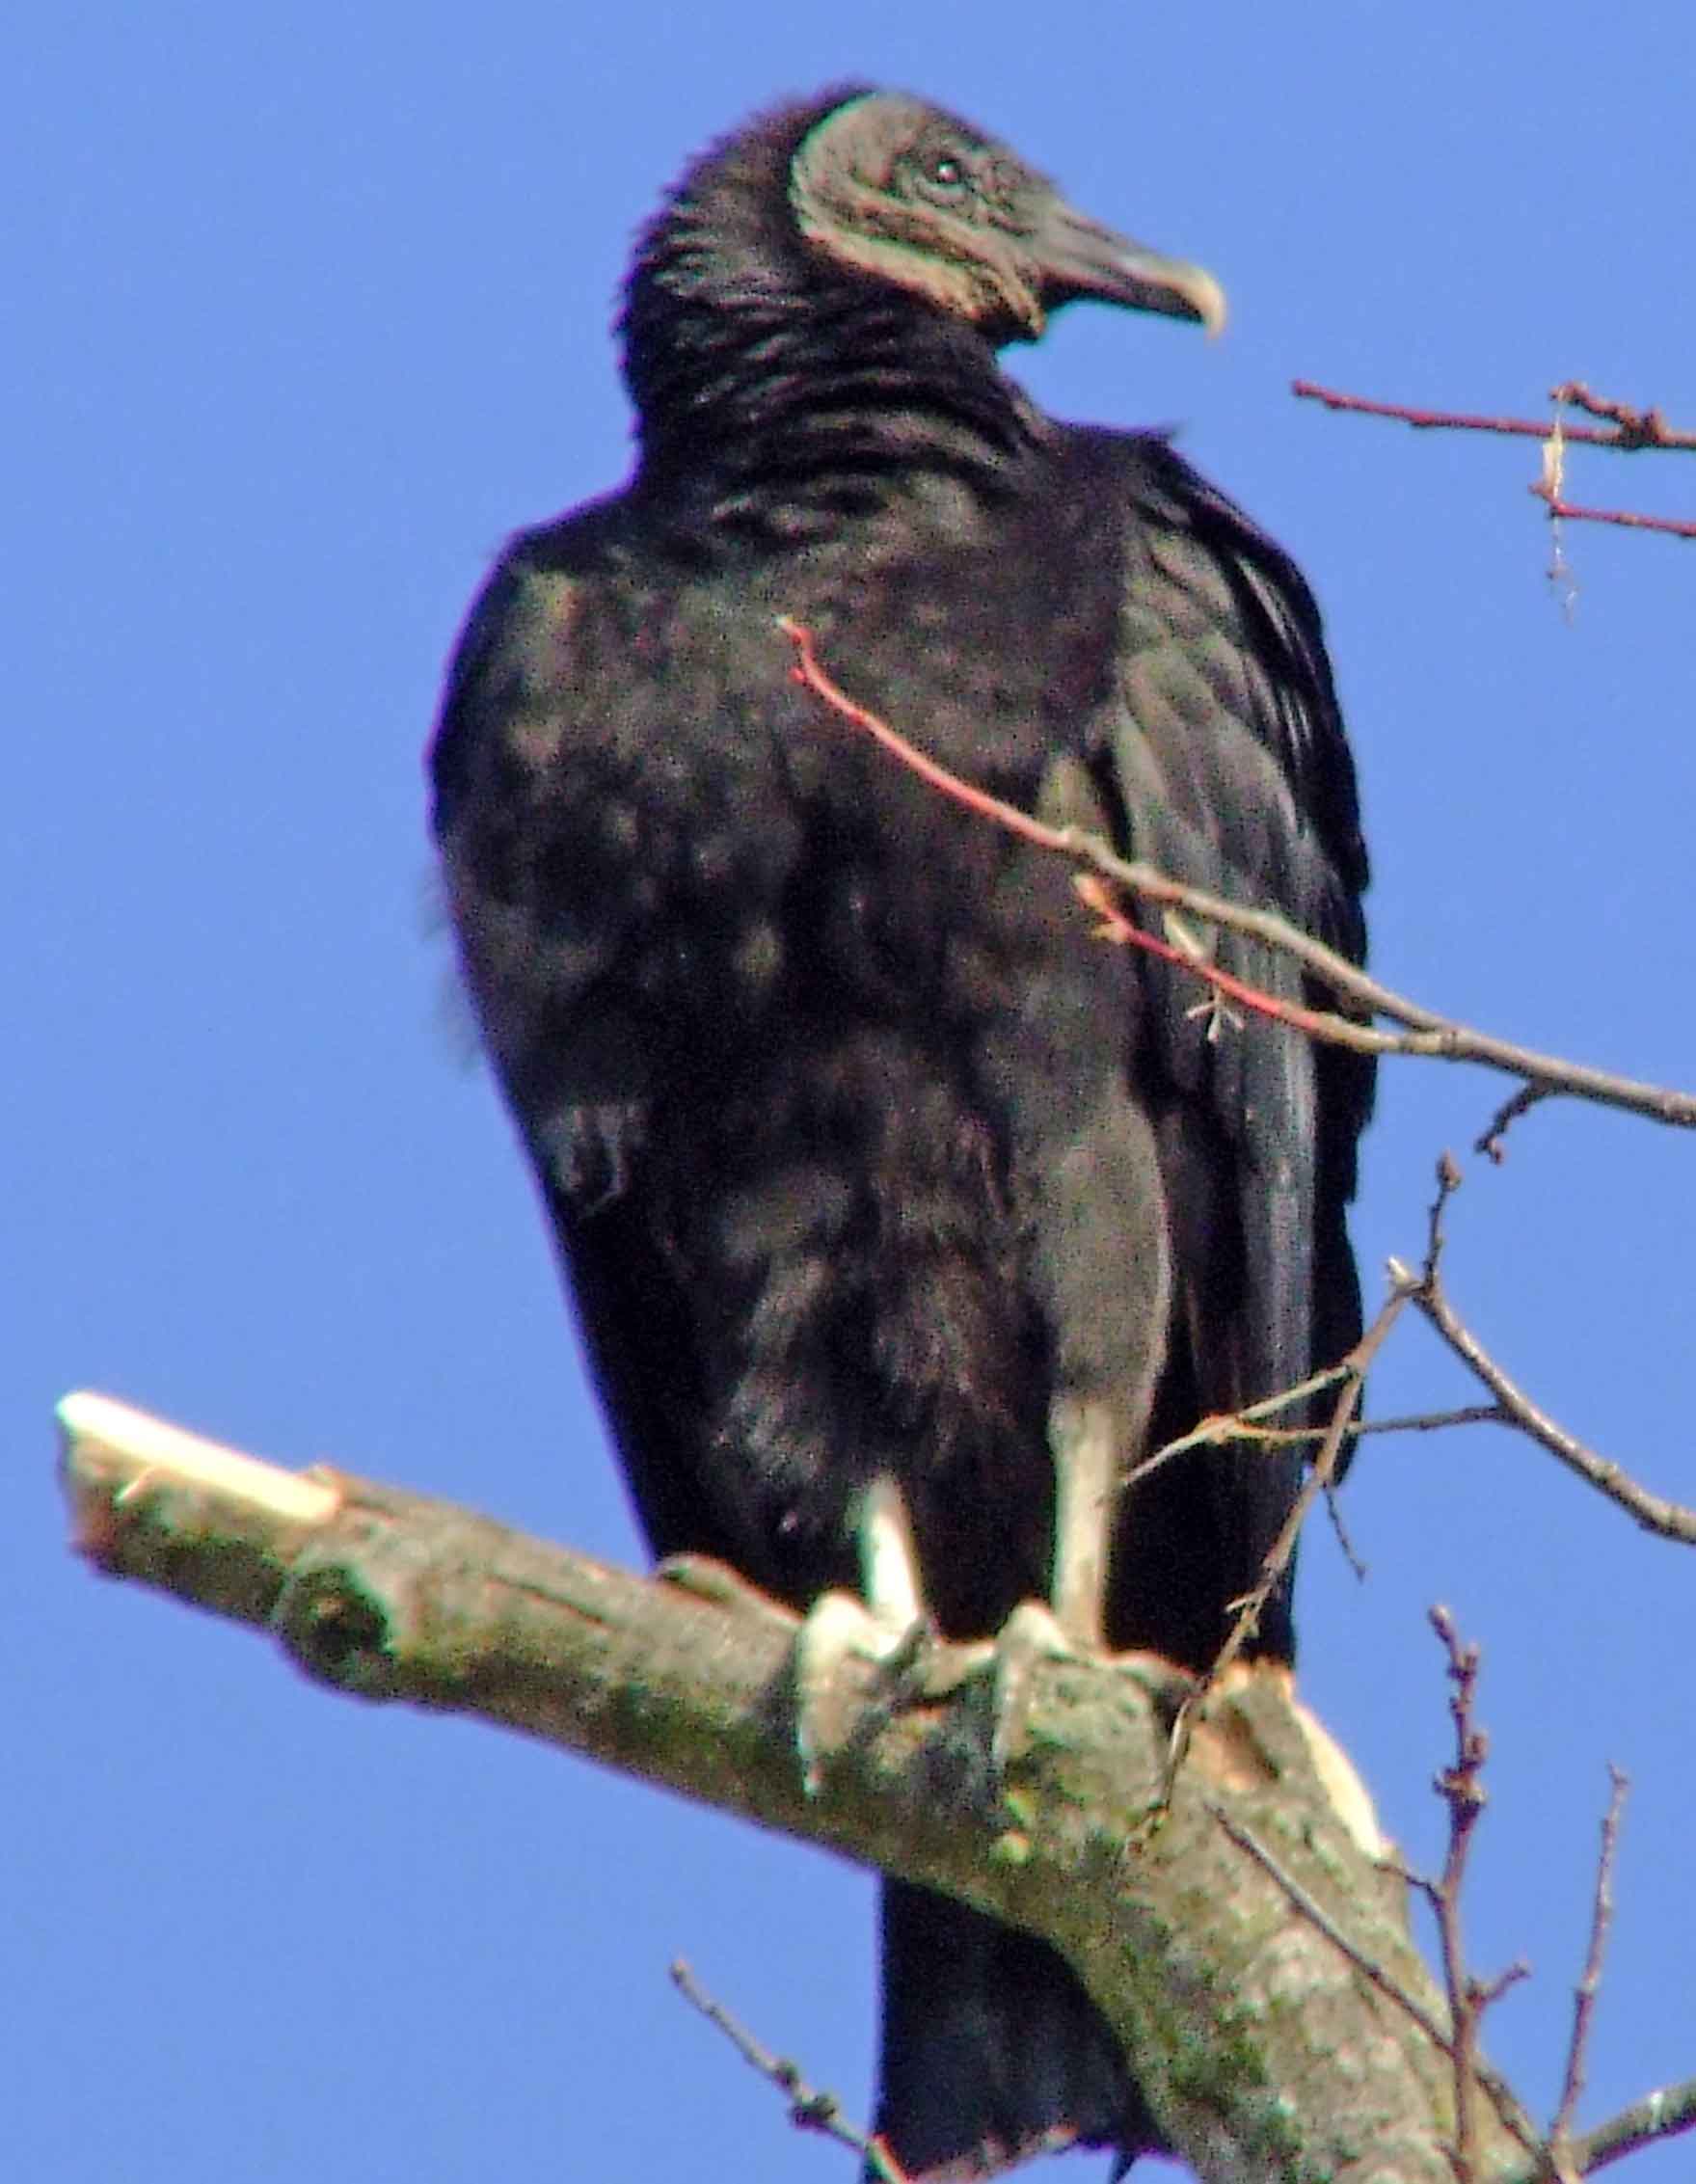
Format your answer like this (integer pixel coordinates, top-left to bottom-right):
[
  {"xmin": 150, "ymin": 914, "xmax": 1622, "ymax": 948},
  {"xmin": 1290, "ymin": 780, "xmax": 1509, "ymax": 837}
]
[
  {"xmin": 1418, "ymin": 1607, "xmax": 1533, "ymax": 2182},
  {"xmin": 670, "ymin": 1959, "xmax": 911, "ymax": 2177},
  {"xmin": 1156, "ymin": 1281, "xmax": 1412, "ymax": 1797},
  {"xmin": 1291, "ymin": 380, "xmax": 1696, "ymax": 453},
  {"xmin": 1291, "ymin": 380, "xmax": 1696, "ymax": 541},
  {"xmin": 1401, "ymin": 1259, "xmax": 1696, "ymax": 1547},
  {"xmin": 1210, "ymin": 1808, "xmax": 1460, "ymax": 2061},
  {"xmin": 1545, "ymin": 1768, "xmax": 1629, "ymax": 2180}
]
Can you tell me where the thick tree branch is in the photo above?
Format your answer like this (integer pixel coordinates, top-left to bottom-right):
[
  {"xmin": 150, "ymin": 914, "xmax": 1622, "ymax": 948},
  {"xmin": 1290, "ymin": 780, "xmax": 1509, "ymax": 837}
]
[{"xmin": 61, "ymin": 1389, "xmax": 1525, "ymax": 2184}]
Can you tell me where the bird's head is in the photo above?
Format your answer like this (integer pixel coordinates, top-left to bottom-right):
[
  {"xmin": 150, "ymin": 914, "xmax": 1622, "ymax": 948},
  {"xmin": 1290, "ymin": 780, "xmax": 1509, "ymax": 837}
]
[
  {"xmin": 620, "ymin": 86, "xmax": 1225, "ymax": 453},
  {"xmin": 787, "ymin": 89, "xmax": 1225, "ymax": 347}
]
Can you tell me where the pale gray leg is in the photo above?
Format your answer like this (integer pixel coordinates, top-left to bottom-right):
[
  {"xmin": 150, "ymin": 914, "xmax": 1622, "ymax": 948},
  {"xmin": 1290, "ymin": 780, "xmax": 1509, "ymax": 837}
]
[
  {"xmin": 794, "ymin": 1475, "xmax": 931, "ymax": 1795},
  {"xmin": 990, "ymin": 1076, "xmax": 1176, "ymax": 1770}
]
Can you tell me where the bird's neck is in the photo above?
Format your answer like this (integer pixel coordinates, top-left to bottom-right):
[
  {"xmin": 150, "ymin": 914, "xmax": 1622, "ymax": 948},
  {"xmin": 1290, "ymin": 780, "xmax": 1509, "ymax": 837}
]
[
  {"xmin": 621, "ymin": 153, "xmax": 1044, "ymax": 515},
  {"xmin": 631, "ymin": 289, "xmax": 1042, "ymax": 510}
]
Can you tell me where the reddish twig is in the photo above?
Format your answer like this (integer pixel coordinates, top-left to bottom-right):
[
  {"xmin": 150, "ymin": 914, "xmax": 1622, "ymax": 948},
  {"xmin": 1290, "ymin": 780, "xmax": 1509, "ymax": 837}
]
[
  {"xmin": 1294, "ymin": 378, "xmax": 1695, "ymax": 541},
  {"xmin": 778, "ymin": 617, "xmax": 1696, "ymax": 1135},
  {"xmin": 1548, "ymin": 383, "xmax": 1694, "ymax": 450},
  {"xmin": 1528, "ymin": 486, "xmax": 1696, "ymax": 541},
  {"xmin": 1292, "ymin": 379, "xmax": 1696, "ymax": 453},
  {"xmin": 1074, "ymin": 870, "xmax": 1306, "ymax": 1038},
  {"xmin": 671, "ymin": 1959, "xmax": 910, "ymax": 2182},
  {"xmin": 782, "ymin": 628, "xmax": 1696, "ymax": 1553}
]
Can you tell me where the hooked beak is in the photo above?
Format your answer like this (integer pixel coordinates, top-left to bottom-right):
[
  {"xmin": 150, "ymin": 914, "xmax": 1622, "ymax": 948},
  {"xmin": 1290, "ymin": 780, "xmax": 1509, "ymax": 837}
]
[{"xmin": 1036, "ymin": 205, "xmax": 1227, "ymax": 337}]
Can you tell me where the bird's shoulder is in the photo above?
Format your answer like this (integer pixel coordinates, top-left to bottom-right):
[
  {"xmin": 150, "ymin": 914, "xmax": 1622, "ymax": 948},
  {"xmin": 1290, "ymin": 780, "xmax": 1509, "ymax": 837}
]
[
  {"xmin": 429, "ymin": 490, "xmax": 654, "ymax": 822},
  {"xmin": 1054, "ymin": 424, "xmax": 1365, "ymax": 954}
]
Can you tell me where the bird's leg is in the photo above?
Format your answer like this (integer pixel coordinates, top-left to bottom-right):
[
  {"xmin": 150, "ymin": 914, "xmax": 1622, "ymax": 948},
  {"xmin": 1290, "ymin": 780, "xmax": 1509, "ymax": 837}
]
[
  {"xmin": 794, "ymin": 1475, "xmax": 950, "ymax": 1796},
  {"xmin": 992, "ymin": 1398, "xmax": 1198, "ymax": 1773},
  {"xmin": 988, "ymin": 1396, "xmax": 1116, "ymax": 1774},
  {"xmin": 1049, "ymin": 1394, "xmax": 1115, "ymax": 1649}
]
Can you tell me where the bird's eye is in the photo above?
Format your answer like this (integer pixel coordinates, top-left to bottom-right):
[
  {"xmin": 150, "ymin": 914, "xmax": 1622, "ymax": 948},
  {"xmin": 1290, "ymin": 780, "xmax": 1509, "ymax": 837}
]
[{"xmin": 929, "ymin": 154, "xmax": 965, "ymax": 188}]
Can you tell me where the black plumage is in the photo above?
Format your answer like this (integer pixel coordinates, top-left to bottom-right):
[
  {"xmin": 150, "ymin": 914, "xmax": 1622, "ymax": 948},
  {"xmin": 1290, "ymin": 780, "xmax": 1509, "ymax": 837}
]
[{"xmin": 430, "ymin": 85, "xmax": 1372, "ymax": 2181}]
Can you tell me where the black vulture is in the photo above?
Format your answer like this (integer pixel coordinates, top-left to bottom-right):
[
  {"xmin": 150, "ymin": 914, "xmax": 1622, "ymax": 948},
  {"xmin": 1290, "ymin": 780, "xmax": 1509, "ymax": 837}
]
[{"xmin": 430, "ymin": 85, "xmax": 1372, "ymax": 2181}]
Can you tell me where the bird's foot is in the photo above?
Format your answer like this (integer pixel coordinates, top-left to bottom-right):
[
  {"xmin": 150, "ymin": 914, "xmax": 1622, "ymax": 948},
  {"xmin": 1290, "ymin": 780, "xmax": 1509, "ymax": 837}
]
[
  {"xmin": 794, "ymin": 1591, "xmax": 959, "ymax": 1797},
  {"xmin": 990, "ymin": 1603, "xmax": 1194, "ymax": 1778},
  {"xmin": 989, "ymin": 1601, "xmax": 1079, "ymax": 1777}
]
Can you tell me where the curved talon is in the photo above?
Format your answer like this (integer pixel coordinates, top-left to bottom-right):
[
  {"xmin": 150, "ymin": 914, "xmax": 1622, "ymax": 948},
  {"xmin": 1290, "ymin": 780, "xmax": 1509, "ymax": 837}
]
[
  {"xmin": 991, "ymin": 1610, "xmax": 1198, "ymax": 1782},
  {"xmin": 794, "ymin": 1590, "xmax": 925, "ymax": 1797},
  {"xmin": 991, "ymin": 1602, "xmax": 1079, "ymax": 1777}
]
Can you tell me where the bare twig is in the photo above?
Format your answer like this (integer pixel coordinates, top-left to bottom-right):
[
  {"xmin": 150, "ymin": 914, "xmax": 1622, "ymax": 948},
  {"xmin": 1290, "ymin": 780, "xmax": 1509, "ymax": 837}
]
[
  {"xmin": 1323, "ymin": 1473, "xmax": 1370, "ymax": 1581},
  {"xmin": 1349, "ymin": 1154, "xmax": 1696, "ymax": 1548},
  {"xmin": 1475, "ymin": 1084, "xmax": 1555, "ymax": 1163},
  {"xmin": 1526, "ymin": 487, "xmax": 1696, "ymax": 541},
  {"xmin": 1430, "ymin": 1604, "xmax": 1488, "ymax": 2182},
  {"xmin": 671, "ymin": 1960, "xmax": 909, "ymax": 2181},
  {"xmin": 1143, "ymin": 1401, "xmax": 1507, "ymax": 1470},
  {"xmin": 1357, "ymin": 1406, "xmax": 1508, "ymax": 1442},
  {"xmin": 1500, "ymin": 2075, "xmax": 1696, "ymax": 2183},
  {"xmin": 1212, "ymin": 1799, "xmax": 1539, "ymax": 2160},
  {"xmin": 1207, "ymin": 1802, "xmax": 1470, "ymax": 2088},
  {"xmin": 1291, "ymin": 380, "xmax": 1696, "ymax": 454},
  {"xmin": 1545, "ymin": 1769, "xmax": 1629, "ymax": 2180},
  {"xmin": 1404, "ymin": 1265, "xmax": 1696, "ymax": 1547},
  {"xmin": 1422, "ymin": 1606, "xmax": 1533, "ymax": 2183},
  {"xmin": 1209, "ymin": 1286, "xmax": 1406, "ymax": 1682},
  {"xmin": 1159, "ymin": 1281, "xmax": 1413, "ymax": 1797},
  {"xmin": 1128, "ymin": 1360, "xmax": 1355, "ymax": 1482},
  {"xmin": 779, "ymin": 618, "xmax": 1696, "ymax": 1135},
  {"xmin": 1548, "ymin": 383, "xmax": 1694, "ymax": 449},
  {"xmin": 1425, "ymin": 1151, "xmax": 1463, "ymax": 1275},
  {"xmin": 1073, "ymin": 869, "xmax": 1323, "ymax": 1044},
  {"xmin": 1171, "ymin": 1158, "xmax": 1468, "ymax": 1781},
  {"xmin": 1294, "ymin": 379, "xmax": 1696, "ymax": 540}
]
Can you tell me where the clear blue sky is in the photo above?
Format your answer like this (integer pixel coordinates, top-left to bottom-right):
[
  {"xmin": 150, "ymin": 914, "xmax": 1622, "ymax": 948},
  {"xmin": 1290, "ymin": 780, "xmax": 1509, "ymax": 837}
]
[{"xmin": 13, "ymin": 7, "xmax": 1696, "ymax": 2179}]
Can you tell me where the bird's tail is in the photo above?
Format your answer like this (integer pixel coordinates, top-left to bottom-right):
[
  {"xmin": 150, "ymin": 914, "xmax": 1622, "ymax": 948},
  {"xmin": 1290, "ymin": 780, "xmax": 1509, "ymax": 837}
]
[{"xmin": 871, "ymin": 1881, "xmax": 1158, "ymax": 2181}]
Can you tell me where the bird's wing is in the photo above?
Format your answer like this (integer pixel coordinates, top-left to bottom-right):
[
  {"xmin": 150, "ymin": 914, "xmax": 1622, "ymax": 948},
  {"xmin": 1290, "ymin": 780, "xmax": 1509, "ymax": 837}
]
[
  {"xmin": 1090, "ymin": 437, "xmax": 1373, "ymax": 1636},
  {"xmin": 430, "ymin": 523, "xmax": 735, "ymax": 1562}
]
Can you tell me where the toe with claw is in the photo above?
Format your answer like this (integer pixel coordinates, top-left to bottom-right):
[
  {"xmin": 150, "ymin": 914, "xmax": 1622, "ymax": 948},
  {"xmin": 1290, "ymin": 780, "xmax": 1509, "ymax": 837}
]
[{"xmin": 793, "ymin": 1589, "xmax": 932, "ymax": 1797}]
